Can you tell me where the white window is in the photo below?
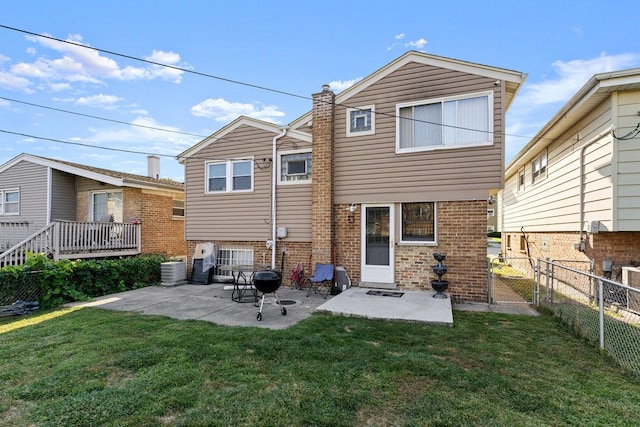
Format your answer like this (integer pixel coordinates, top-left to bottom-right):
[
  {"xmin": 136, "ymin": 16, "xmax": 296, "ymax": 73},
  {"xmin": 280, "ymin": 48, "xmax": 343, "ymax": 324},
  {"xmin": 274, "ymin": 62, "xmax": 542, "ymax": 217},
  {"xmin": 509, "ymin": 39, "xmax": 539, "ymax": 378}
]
[
  {"xmin": 278, "ymin": 150, "xmax": 312, "ymax": 184},
  {"xmin": 172, "ymin": 199, "xmax": 185, "ymax": 218},
  {"xmin": 532, "ymin": 152, "xmax": 547, "ymax": 184},
  {"xmin": 396, "ymin": 92, "xmax": 492, "ymax": 153},
  {"xmin": 518, "ymin": 168, "xmax": 525, "ymax": 192},
  {"xmin": 91, "ymin": 190, "xmax": 122, "ymax": 222},
  {"xmin": 206, "ymin": 159, "xmax": 253, "ymax": 193},
  {"xmin": 487, "ymin": 226, "xmax": 495, "ymax": 233},
  {"xmin": 0, "ymin": 189, "xmax": 19, "ymax": 215},
  {"xmin": 487, "ymin": 209, "xmax": 495, "ymax": 217},
  {"xmin": 346, "ymin": 105, "xmax": 375, "ymax": 137},
  {"xmin": 215, "ymin": 248, "xmax": 254, "ymax": 278},
  {"xmin": 401, "ymin": 202, "xmax": 436, "ymax": 244}
]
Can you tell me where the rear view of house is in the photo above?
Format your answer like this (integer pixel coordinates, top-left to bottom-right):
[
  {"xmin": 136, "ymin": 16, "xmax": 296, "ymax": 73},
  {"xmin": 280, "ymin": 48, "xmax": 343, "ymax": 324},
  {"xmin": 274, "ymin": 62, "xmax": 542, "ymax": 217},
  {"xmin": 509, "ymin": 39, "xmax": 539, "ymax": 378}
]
[
  {"xmin": 0, "ymin": 154, "xmax": 185, "ymax": 264},
  {"xmin": 500, "ymin": 68, "xmax": 640, "ymax": 280},
  {"xmin": 180, "ymin": 51, "xmax": 526, "ymax": 303}
]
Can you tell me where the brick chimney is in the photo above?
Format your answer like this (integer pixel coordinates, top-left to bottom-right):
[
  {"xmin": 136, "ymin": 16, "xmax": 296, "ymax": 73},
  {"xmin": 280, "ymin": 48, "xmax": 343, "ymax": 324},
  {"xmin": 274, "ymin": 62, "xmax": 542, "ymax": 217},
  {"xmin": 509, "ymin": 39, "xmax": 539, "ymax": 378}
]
[{"xmin": 311, "ymin": 84, "xmax": 335, "ymax": 264}]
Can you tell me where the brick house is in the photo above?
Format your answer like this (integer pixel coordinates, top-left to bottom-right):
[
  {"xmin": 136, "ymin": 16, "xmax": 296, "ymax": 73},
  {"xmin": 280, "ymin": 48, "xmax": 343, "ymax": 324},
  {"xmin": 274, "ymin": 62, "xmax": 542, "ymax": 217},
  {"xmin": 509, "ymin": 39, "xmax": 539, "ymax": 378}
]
[
  {"xmin": 0, "ymin": 153, "xmax": 186, "ymax": 259},
  {"xmin": 179, "ymin": 51, "xmax": 526, "ymax": 302},
  {"xmin": 500, "ymin": 68, "xmax": 640, "ymax": 280}
]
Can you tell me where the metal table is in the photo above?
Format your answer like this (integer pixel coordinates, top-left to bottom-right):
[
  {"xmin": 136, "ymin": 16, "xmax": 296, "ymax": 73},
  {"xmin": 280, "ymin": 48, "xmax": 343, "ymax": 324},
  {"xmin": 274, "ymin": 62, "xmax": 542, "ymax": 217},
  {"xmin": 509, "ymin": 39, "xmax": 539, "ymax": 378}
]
[{"xmin": 228, "ymin": 264, "xmax": 266, "ymax": 303}]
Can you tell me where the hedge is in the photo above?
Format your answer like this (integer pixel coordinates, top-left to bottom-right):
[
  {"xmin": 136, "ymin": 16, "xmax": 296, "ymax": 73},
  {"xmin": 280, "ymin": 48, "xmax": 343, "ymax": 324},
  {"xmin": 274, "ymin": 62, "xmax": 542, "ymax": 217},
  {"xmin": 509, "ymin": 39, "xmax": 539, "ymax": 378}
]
[{"xmin": 0, "ymin": 254, "xmax": 171, "ymax": 308}]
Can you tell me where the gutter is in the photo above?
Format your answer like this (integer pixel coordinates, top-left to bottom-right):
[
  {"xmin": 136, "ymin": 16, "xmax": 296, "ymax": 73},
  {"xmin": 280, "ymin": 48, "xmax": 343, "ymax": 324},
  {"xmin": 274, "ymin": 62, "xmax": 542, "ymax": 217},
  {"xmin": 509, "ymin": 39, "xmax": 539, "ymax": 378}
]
[
  {"xmin": 271, "ymin": 127, "xmax": 289, "ymax": 269},
  {"xmin": 578, "ymin": 126, "xmax": 614, "ymax": 247}
]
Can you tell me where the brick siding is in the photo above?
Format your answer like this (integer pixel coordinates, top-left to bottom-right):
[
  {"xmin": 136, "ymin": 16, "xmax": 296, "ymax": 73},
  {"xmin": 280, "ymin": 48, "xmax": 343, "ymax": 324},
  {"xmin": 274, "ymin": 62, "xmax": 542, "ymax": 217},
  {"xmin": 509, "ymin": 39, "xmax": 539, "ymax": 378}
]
[{"xmin": 503, "ymin": 230, "xmax": 640, "ymax": 279}]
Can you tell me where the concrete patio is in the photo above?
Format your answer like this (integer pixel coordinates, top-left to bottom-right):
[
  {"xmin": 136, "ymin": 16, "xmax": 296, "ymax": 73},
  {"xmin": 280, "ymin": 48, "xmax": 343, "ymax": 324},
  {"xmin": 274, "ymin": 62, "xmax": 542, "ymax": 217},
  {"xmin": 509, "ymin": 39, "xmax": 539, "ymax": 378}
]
[{"xmin": 68, "ymin": 282, "xmax": 537, "ymax": 330}]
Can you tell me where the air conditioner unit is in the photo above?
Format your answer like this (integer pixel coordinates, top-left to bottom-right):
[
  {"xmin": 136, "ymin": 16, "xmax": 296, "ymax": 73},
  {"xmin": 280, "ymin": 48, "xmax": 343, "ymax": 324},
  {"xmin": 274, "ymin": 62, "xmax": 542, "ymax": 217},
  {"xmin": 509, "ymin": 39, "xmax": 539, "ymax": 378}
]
[
  {"xmin": 161, "ymin": 261, "xmax": 187, "ymax": 287},
  {"xmin": 622, "ymin": 266, "xmax": 640, "ymax": 314}
]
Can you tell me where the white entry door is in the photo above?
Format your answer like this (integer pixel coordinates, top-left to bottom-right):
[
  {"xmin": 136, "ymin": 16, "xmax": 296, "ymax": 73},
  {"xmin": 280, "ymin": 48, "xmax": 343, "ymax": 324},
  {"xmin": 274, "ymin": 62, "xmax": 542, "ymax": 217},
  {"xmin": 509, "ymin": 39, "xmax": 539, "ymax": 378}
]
[{"xmin": 361, "ymin": 204, "xmax": 395, "ymax": 284}]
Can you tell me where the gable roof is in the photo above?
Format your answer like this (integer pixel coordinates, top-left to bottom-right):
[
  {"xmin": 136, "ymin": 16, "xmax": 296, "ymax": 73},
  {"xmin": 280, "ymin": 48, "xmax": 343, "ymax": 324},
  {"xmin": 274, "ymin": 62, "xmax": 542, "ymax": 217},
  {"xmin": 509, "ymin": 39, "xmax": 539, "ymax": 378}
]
[
  {"xmin": 506, "ymin": 67, "xmax": 640, "ymax": 176},
  {"xmin": 289, "ymin": 50, "xmax": 527, "ymax": 130},
  {"xmin": 0, "ymin": 153, "xmax": 184, "ymax": 192},
  {"xmin": 177, "ymin": 116, "xmax": 312, "ymax": 162}
]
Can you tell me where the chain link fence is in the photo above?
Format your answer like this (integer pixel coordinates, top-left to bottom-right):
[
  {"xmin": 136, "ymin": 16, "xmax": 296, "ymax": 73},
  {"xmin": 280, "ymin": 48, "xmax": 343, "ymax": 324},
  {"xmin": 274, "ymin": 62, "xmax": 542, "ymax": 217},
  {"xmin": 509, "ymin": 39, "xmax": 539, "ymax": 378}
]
[
  {"xmin": 539, "ymin": 258, "xmax": 640, "ymax": 375},
  {"xmin": 489, "ymin": 256, "xmax": 538, "ymax": 304},
  {"xmin": 0, "ymin": 270, "xmax": 44, "ymax": 317}
]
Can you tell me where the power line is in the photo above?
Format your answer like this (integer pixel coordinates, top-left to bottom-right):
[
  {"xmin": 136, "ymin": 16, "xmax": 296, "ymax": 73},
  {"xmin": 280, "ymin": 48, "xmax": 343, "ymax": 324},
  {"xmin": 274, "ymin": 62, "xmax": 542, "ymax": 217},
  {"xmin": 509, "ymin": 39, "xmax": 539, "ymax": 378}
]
[
  {"xmin": 0, "ymin": 96, "xmax": 207, "ymax": 138},
  {"xmin": 0, "ymin": 24, "xmax": 310, "ymax": 102},
  {"xmin": 0, "ymin": 23, "xmax": 543, "ymax": 143},
  {"xmin": 0, "ymin": 129, "xmax": 177, "ymax": 158}
]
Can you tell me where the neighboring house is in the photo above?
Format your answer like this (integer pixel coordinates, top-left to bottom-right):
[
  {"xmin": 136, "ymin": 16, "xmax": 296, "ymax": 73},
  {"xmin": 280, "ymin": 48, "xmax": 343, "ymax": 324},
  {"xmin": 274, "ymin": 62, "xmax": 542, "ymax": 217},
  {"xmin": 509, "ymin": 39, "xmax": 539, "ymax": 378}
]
[
  {"xmin": 499, "ymin": 68, "xmax": 640, "ymax": 279},
  {"xmin": 0, "ymin": 153, "xmax": 186, "ymax": 261},
  {"xmin": 179, "ymin": 51, "xmax": 526, "ymax": 303},
  {"xmin": 487, "ymin": 193, "xmax": 498, "ymax": 233}
]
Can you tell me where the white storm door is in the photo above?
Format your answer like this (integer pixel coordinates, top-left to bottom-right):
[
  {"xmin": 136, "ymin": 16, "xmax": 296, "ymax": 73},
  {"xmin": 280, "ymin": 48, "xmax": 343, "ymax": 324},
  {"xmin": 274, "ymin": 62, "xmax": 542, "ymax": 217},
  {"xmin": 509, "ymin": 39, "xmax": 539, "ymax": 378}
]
[{"xmin": 361, "ymin": 204, "xmax": 395, "ymax": 283}]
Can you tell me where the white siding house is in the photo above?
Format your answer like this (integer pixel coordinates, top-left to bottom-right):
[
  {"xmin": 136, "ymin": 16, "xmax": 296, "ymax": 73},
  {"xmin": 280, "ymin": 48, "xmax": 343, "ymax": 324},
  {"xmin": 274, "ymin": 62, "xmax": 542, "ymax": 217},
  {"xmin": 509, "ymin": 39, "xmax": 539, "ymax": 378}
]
[{"xmin": 500, "ymin": 68, "xmax": 640, "ymax": 278}]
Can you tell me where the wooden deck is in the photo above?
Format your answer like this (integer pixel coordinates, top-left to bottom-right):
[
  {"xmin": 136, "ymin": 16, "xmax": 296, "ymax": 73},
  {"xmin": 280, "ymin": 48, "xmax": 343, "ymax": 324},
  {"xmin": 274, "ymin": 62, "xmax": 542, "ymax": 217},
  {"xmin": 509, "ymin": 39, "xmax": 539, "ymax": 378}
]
[{"xmin": 0, "ymin": 220, "xmax": 141, "ymax": 267}]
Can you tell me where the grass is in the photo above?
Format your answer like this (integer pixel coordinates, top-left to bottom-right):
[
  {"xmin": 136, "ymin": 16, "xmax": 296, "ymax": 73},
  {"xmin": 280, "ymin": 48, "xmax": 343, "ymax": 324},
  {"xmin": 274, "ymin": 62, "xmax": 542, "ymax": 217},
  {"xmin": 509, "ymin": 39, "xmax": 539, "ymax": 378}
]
[{"xmin": 1, "ymin": 308, "xmax": 640, "ymax": 426}]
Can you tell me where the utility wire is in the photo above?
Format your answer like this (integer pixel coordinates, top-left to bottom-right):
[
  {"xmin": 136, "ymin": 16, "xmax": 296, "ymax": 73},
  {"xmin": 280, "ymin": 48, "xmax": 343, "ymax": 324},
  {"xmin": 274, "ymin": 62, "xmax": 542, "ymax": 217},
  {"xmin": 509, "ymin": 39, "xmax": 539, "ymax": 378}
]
[
  {"xmin": 0, "ymin": 23, "xmax": 539, "ymax": 140},
  {"xmin": 0, "ymin": 24, "xmax": 310, "ymax": 102},
  {"xmin": 0, "ymin": 129, "xmax": 177, "ymax": 158},
  {"xmin": 0, "ymin": 96, "xmax": 206, "ymax": 138}
]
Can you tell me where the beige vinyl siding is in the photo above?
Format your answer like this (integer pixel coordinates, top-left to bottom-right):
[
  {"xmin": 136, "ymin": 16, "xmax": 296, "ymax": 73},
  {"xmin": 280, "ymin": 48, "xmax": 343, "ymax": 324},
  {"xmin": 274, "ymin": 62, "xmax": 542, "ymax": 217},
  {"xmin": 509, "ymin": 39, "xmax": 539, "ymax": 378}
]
[
  {"xmin": 616, "ymin": 90, "xmax": 640, "ymax": 230},
  {"xmin": 275, "ymin": 136, "xmax": 312, "ymax": 241},
  {"xmin": 502, "ymin": 98, "xmax": 614, "ymax": 233},
  {"xmin": 50, "ymin": 169, "xmax": 76, "ymax": 221},
  {"xmin": 334, "ymin": 61, "xmax": 504, "ymax": 204},
  {"xmin": 185, "ymin": 125, "xmax": 275, "ymax": 241},
  {"xmin": 0, "ymin": 160, "xmax": 48, "ymax": 229},
  {"xmin": 276, "ymin": 184, "xmax": 311, "ymax": 241}
]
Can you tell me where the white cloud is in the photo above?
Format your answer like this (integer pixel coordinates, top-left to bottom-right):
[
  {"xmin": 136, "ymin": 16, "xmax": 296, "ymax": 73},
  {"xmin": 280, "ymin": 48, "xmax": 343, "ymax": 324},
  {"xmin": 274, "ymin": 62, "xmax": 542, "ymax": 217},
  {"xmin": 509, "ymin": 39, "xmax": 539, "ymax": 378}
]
[
  {"xmin": 505, "ymin": 51, "xmax": 640, "ymax": 163},
  {"xmin": 395, "ymin": 33, "xmax": 405, "ymax": 40},
  {"xmin": 0, "ymin": 70, "xmax": 33, "ymax": 91},
  {"xmin": 406, "ymin": 38, "xmax": 428, "ymax": 50},
  {"xmin": 190, "ymin": 98, "xmax": 286, "ymax": 123},
  {"xmin": 6, "ymin": 33, "xmax": 187, "ymax": 90},
  {"xmin": 0, "ymin": 54, "xmax": 9, "ymax": 63},
  {"xmin": 74, "ymin": 94, "xmax": 123, "ymax": 109},
  {"xmin": 328, "ymin": 77, "xmax": 362, "ymax": 92}
]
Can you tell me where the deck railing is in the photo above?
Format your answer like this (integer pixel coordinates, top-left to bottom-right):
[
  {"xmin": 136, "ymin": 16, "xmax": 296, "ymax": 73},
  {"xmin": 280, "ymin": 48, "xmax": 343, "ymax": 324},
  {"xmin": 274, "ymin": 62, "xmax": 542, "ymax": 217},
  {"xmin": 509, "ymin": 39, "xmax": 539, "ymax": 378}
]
[
  {"xmin": 0, "ymin": 221, "xmax": 31, "ymax": 253},
  {"xmin": 0, "ymin": 220, "xmax": 141, "ymax": 267}
]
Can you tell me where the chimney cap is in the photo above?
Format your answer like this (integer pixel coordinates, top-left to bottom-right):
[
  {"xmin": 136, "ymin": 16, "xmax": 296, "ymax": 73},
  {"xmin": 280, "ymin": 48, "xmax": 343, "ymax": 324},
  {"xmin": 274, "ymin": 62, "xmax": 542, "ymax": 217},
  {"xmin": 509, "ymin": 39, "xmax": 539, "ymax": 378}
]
[{"xmin": 322, "ymin": 84, "xmax": 331, "ymax": 92}]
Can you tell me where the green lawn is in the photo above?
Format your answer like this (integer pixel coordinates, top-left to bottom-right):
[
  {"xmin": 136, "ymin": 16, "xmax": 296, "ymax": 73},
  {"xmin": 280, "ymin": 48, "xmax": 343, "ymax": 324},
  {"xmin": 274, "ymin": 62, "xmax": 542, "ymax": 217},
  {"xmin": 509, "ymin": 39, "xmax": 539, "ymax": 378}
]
[{"xmin": 1, "ymin": 308, "xmax": 639, "ymax": 426}]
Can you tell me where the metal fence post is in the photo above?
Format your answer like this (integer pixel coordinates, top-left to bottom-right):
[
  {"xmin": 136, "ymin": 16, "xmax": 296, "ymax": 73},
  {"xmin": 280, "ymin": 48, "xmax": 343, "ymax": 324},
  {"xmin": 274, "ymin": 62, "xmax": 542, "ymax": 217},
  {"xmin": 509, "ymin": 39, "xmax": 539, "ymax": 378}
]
[
  {"xmin": 487, "ymin": 258, "xmax": 492, "ymax": 304},
  {"xmin": 535, "ymin": 258, "xmax": 541, "ymax": 306},
  {"xmin": 598, "ymin": 279, "xmax": 605, "ymax": 350}
]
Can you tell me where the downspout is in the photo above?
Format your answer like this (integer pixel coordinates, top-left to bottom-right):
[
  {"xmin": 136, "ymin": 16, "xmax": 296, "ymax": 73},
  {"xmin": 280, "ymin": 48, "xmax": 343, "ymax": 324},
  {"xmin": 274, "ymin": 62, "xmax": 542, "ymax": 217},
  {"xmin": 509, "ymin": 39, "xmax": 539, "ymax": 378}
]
[
  {"xmin": 271, "ymin": 126, "xmax": 289, "ymax": 269},
  {"xmin": 578, "ymin": 126, "xmax": 614, "ymax": 248}
]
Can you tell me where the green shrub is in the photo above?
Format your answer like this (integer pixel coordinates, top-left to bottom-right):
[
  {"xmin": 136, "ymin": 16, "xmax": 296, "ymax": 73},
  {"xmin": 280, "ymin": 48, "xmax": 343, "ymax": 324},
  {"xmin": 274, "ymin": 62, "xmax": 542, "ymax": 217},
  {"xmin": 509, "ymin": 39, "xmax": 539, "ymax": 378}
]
[
  {"xmin": 0, "ymin": 254, "xmax": 171, "ymax": 308},
  {"xmin": 487, "ymin": 231, "xmax": 501, "ymax": 238}
]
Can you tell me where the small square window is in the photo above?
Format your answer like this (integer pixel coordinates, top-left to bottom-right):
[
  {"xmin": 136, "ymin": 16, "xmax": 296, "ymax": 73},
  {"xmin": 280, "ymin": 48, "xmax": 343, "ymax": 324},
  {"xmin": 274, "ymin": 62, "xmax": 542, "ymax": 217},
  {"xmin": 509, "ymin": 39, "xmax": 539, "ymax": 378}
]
[
  {"xmin": 279, "ymin": 151, "xmax": 312, "ymax": 184},
  {"xmin": 346, "ymin": 105, "xmax": 375, "ymax": 137},
  {"xmin": 401, "ymin": 202, "xmax": 436, "ymax": 243},
  {"xmin": 172, "ymin": 200, "xmax": 185, "ymax": 218},
  {"xmin": 487, "ymin": 209, "xmax": 495, "ymax": 217}
]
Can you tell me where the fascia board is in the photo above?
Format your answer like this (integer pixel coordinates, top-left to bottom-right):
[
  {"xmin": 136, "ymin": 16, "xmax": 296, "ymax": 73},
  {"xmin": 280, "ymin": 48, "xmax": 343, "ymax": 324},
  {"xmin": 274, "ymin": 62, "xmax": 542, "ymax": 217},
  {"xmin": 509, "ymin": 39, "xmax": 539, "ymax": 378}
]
[
  {"xmin": 177, "ymin": 116, "xmax": 284, "ymax": 162},
  {"xmin": 0, "ymin": 154, "xmax": 123, "ymax": 186}
]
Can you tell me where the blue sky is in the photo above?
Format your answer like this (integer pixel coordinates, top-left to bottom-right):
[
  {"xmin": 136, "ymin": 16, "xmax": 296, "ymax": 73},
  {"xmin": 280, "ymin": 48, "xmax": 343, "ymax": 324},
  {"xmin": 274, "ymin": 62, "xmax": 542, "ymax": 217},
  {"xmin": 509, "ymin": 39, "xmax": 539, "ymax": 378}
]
[{"xmin": 1, "ymin": 0, "xmax": 639, "ymax": 181}]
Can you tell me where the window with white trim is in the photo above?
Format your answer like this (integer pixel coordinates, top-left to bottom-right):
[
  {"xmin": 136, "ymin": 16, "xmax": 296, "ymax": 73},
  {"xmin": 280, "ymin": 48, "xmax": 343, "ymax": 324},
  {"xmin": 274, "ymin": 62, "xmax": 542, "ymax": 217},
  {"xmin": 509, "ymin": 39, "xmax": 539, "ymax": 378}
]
[
  {"xmin": 206, "ymin": 159, "xmax": 253, "ymax": 193},
  {"xmin": 532, "ymin": 151, "xmax": 547, "ymax": 184},
  {"xmin": 396, "ymin": 92, "xmax": 492, "ymax": 152},
  {"xmin": 346, "ymin": 105, "xmax": 375, "ymax": 137},
  {"xmin": 278, "ymin": 150, "xmax": 312, "ymax": 184},
  {"xmin": 91, "ymin": 190, "xmax": 122, "ymax": 222},
  {"xmin": 401, "ymin": 202, "xmax": 436, "ymax": 243},
  {"xmin": 172, "ymin": 199, "xmax": 185, "ymax": 218},
  {"xmin": 518, "ymin": 168, "xmax": 525, "ymax": 192},
  {"xmin": 487, "ymin": 209, "xmax": 495, "ymax": 217},
  {"xmin": 0, "ymin": 189, "xmax": 19, "ymax": 215},
  {"xmin": 215, "ymin": 248, "xmax": 254, "ymax": 278}
]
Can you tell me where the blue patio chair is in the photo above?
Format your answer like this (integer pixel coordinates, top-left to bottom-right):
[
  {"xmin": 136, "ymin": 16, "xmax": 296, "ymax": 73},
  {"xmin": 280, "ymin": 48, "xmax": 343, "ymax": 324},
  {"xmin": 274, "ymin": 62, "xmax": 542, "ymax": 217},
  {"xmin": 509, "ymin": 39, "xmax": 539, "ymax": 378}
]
[{"xmin": 305, "ymin": 263, "xmax": 334, "ymax": 299}]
